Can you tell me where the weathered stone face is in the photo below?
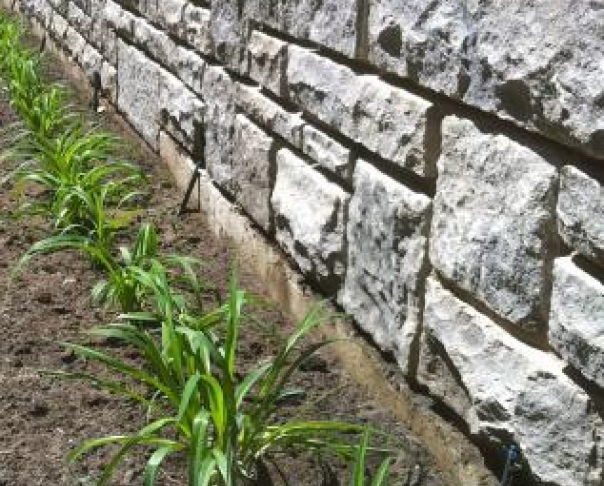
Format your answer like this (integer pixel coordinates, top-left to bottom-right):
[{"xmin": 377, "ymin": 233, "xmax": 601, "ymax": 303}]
[
  {"xmin": 287, "ymin": 45, "xmax": 436, "ymax": 178},
  {"xmin": 550, "ymin": 257, "xmax": 604, "ymax": 388},
  {"xmin": 244, "ymin": 0, "xmax": 358, "ymax": 57},
  {"xmin": 117, "ymin": 40, "xmax": 160, "ymax": 148},
  {"xmin": 341, "ymin": 161, "xmax": 431, "ymax": 373},
  {"xmin": 272, "ymin": 149, "xmax": 348, "ymax": 293},
  {"xmin": 243, "ymin": 30, "xmax": 288, "ymax": 97},
  {"xmin": 419, "ymin": 278, "xmax": 604, "ymax": 486},
  {"xmin": 430, "ymin": 116, "xmax": 558, "ymax": 330},
  {"xmin": 367, "ymin": 0, "xmax": 604, "ymax": 160},
  {"xmin": 558, "ymin": 166, "xmax": 604, "ymax": 266},
  {"xmin": 231, "ymin": 115, "xmax": 276, "ymax": 233}
]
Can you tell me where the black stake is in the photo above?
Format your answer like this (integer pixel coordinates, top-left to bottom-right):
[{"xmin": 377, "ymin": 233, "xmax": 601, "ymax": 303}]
[
  {"xmin": 500, "ymin": 445, "xmax": 521, "ymax": 486},
  {"xmin": 89, "ymin": 70, "xmax": 102, "ymax": 112},
  {"xmin": 178, "ymin": 157, "xmax": 205, "ymax": 216}
]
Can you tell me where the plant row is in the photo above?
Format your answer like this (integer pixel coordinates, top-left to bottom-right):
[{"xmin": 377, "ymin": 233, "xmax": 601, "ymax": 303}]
[{"xmin": 0, "ymin": 12, "xmax": 393, "ymax": 486}]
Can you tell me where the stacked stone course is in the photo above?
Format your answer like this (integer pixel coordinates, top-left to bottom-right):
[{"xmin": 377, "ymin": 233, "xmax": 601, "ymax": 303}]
[{"xmin": 6, "ymin": 1, "xmax": 604, "ymax": 484}]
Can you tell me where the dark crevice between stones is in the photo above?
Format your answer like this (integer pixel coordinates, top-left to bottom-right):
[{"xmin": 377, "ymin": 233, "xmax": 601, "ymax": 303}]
[
  {"xmin": 563, "ymin": 365, "xmax": 604, "ymax": 419},
  {"xmin": 266, "ymin": 136, "xmax": 280, "ymax": 238},
  {"xmin": 434, "ymin": 271, "xmax": 552, "ymax": 352},
  {"xmin": 354, "ymin": 0, "xmax": 369, "ymax": 59},
  {"xmin": 298, "ymin": 109, "xmax": 435, "ymax": 197},
  {"xmin": 573, "ymin": 253, "xmax": 604, "ymax": 284}
]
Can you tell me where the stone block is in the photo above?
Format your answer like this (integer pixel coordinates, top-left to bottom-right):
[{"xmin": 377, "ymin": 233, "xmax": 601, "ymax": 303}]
[
  {"xmin": 430, "ymin": 116, "xmax": 557, "ymax": 330},
  {"xmin": 243, "ymin": 30, "xmax": 288, "ymax": 97},
  {"xmin": 341, "ymin": 161, "xmax": 431, "ymax": 373},
  {"xmin": 287, "ymin": 46, "xmax": 436, "ymax": 178},
  {"xmin": 201, "ymin": 66, "xmax": 238, "ymax": 190},
  {"xmin": 557, "ymin": 166, "xmax": 604, "ymax": 266},
  {"xmin": 301, "ymin": 125, "xmax": 352, "ymax": 181},
  {"xmin": 236, "ymin": 83, "xmax": 304, "ymax": 149},
  {"xmin": 66, "ymin": 1, "xmax": 91, "ymax": 34},
  {"xmin": 117, "ymin": 40, "xmax": 161, "ymax": 148},
  {"xmin": 244, "ymin": 0, "xmax": 358, "ymax": 57},
  {"xmin": 159, "ymin": 71, "xmax": 204, "ymax": 152},
  {"xmin": 181, "ymin": 4, "xmax": 212, "ymax": 56},
  {"xmin": 367, "ymin": 0, "xmax": 604, "ymax": 160},
  {"xmin": 231, "ymin": 115, "xmax": 277, "ymax": 232},
  {"xmin": 104, "ymin": 0, "xmax": 135, "ymax": 40},
  {"xmin": 272, "ymin": 148, "xmax": 348, "ymax": 293},
  {"xmin": 550, "ymin": 257, "xmax": 604, "ymax": 388},
  {"xmin": 418, "ymin": 277, "xmax": 604, "ymax": 486}
]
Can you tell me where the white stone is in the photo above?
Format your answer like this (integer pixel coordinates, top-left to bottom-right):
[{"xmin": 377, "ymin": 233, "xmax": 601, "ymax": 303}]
[
  {"xmin": 341, "ymin": 161, "xmax": 431, "ymax": 373},
  {"xmin": 301, "ymin": 125, "xmax": 352, "ymax": 181},
  {"xmin": 419, "ymin": 277, "xmax": 604, "ymax": 486},
  {"xmin": 430, "ymin": 116, "xmax": 558, "ymax": 330},
  {"xmin": 272, "ymin": 148, "xmax": 348, "ymax": 293},
  {"xmin": 287, "ymin": 46, "xmax": 436, "ymax": 178},
  {"xmin": 550, "ymin": 257, "xmax": 604, "ymax": 388},
  {"xmin": 243, "ymin": 30, "xmax": 288, "ymax": 96},
  {"xmin": 557, "ymin": 166, "xmax": 604, "ymax": 266},
  {"xmin": 117, "ymin": 40, "xmax": 161, "ymax": 148}
]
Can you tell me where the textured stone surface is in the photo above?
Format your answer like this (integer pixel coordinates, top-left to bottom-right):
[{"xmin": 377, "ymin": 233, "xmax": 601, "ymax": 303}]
[
  {"xmin": 301, "ymin": 125, "xmax": 352, "ymax": 181},
  {"xmin": 341, "ymin": 161, "xmax": 431, "ymax": 372},
  {"xmin": 272, "ymin": 149, "xmax": 348, "ymax": 293},
  {"xmin": 287, "ymin": 46, "xmax": 437, "ymax": 178},
  {"xmin": 244, "ymin": 0, "xmax": 357, "ymax": 57},
  {"xmin": 237, "ymin": 83, "xmax": 304, "ymax": 149},
  {"xmin": 117, "ymin": 40, "xmax": 160, "ymax": 147},
  {"xmin": 181, "ymin": 3, "xmax": 212, "ymax": 56},
  {"xmin": 367, "ymin": 0, "xmax": 604, "ymax": 159},
  {"xmin": 558, "ymin": 166, "xmax": 604, "ymax": 266},
  {"xmin": 231, "ymin": 115, "xmax": 277, "ymax": 232},
  {"xmin": 159, "ymin": 71, "xmax": 204, "ymax": 151},
  {"xmin": 243, "ymin": 30, "xmax": 288, "ymax": 97},
  {"xmin": 210, "ymin": 0, "xmax": 243, "ymax": 70},
  {"xmin": 430, "ymin": 116, "xmax": 557, "ymax": 330},
  {"xmin": 419, "ymin": 278, "xmax": 604, "ymax": 486},
  {"xmin": 550, "ymin": 257, "xmax": 604, "ymax": 388},
  {"xmin": 200, "ymin": 65, "xmax": 238, "ymax": 190}
]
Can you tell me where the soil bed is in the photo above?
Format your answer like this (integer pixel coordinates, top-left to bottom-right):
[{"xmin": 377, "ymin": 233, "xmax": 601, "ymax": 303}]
[{"xmin": 0, "ymin": 53, "xmax": 447, "ymax": 486}]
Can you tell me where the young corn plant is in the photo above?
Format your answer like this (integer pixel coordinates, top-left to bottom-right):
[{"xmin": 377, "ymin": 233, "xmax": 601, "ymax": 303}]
[
  {"xmin": 350, "ymin": 429, "xmax": 392, "ymax": 486},
  {"xmin": 58, "ymin": 272, "xmax": 363, "ymax": 486}
]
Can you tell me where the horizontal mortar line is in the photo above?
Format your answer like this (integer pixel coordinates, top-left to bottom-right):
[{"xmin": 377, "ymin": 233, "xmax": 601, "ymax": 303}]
[
  {"xmin": 255, "ymin": 86, "xmax": 436, "ymax": 197},
  {"xmin": 433, "ymin": 270, "xmax": 553, "ymax": 353},
  {"xmin": 236, "ymin": 111, "xmax": 354, "ymax": 194},
  {"xmin": 250, "ymin": 18, "xmax": 603, "ymax": 175}
]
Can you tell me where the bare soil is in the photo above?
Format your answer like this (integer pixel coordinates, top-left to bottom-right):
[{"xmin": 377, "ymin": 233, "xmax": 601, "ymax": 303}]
[{"xmin": 0, "ymin": 58, "xmax": 447, "ymax": 486}]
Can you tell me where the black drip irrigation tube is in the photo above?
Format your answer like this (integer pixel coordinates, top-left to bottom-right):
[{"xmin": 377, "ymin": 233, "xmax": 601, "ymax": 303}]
[
  {"xmin": 499, "ymin": 445, "xmax": 521, "ymax": 486},
  {"xmin": 89, "ymin": 70, "xmax": 102, "ymax": 113}
]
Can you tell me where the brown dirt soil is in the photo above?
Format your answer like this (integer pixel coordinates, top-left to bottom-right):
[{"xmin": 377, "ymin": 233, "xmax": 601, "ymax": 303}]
[{"xmin": 0, "ymin": 56, "xmax": 448, "ymax": 486}]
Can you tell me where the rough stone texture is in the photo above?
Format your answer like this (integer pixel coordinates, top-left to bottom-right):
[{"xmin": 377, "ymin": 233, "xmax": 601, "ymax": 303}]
[
  {"xmin": 210, "ymin": 0, "xmax": 243, "ymax": 71},
  {"xmin": 558, "ymin": 166, "xmax": 604, "ymax": 266},
  {"xmin": 231, "ymin": 115, "xmax": 277, "ymax": 232},
  {"xmin": 301, "ymin": 126, "xmax": 352, "ymax": 181},
  {"xmin": 117, "ymin": 40, "xmax": 160, "ymax": 148},
  {"xmin": 243, "ymin": 30, "xmax": 288, "ymax": 97},
  {"xmin": 200, "ymin": 65, "xmax": 238, "ymax": 190},
  {"xmin": 287, "ymin": 46, "xmax": 437, "ymax": 178},
  {"xmin": 430, "ymin": 116, "xmax": 558, "ymax": 330},
  {"xmin": 341, "ymin": 161, "xmax": 431, "ymax": 373},
  {"xmin": 159, "ymin": 71, "xmax": 204, "ymax": 152},
  {"xmin": 367, "ymin": 0, "xmax": 604, "ymax": 160},
  {"xmin": 237, "ymin": 83, "xmax": 304, "ymax": 149},
  {"xmin": 550, "ymin": 257, "xmax": 604, "ymax": 388},
  {"xmin": 180, "ymin": 3, "xmax": 212, "ymax": 56},
  {"xmin": 419, "ymin": 277, "xmax": 604, "ymax": 486},
  {"xmin": 272, "ymin": 149, "xmax": 348, "ymax": 293},
  {"xmin": 244, "ymin": 0, "xmax": 358, "ymax": 58}
]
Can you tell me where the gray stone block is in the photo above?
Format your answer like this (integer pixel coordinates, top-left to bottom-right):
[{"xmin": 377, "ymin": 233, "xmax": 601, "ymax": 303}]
[
  {"xmin": 419, "ymin": 277, "xmax": 604, "ymax": 486},
  {"xmin": 272, "ymin": 148, "xmax": 348, "ymax": 293},
  {"xmin": 117, "ymin": 40, "xmax": 161, "ymax": 148},
  {"xmin": 557, "ymin": 166, "xmax": 604, "ymax": 266},
  {"xmin": 231, "ymin": 115, "xmax": 277, "ymax": 232},
  {"xmin": 550, "ymin": 257, "xmax": 604, "ymax": 388},
  {"xmin": 341, "ymin": 161, "xmax": 431, "ymax": 373},
  {"xmin": 430, "ymin": 116, "xmax": 558, "ymax": 330},
  {"xmin": 243, "ymin": 30, "xmax": 288, "ymax": 97},
  {"xmin": 287, "ymin": 46, "xmax": 436, "ymax": 178}
]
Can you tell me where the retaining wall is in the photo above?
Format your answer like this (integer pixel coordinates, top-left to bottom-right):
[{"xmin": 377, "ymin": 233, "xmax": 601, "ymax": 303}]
[{"xmin": 6, "ymin": 1, "xmax": 604, "ymax": 484}]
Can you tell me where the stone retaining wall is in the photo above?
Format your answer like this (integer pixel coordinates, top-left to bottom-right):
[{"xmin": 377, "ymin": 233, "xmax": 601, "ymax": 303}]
[{"xmin": 6, "ymin": 1, "xmax": 604, "ymax": 484}]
